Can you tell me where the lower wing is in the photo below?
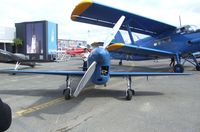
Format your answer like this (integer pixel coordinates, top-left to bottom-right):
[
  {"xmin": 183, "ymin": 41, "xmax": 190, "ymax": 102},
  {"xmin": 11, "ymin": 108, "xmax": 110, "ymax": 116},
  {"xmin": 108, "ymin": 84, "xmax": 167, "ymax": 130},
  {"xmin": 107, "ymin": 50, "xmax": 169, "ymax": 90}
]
[
  {"xmin": 110, "ymin": 71, "xmax": 190, "ymax": 77},
  {"xmin": 0, "ymin": 69, "xmax": 85, "ymax": 76},
  {"xmin": 0, "ymin": 69, "xmax": 190, "ymax": 76},
  {"xmin": 107, "ymin": 43, "xmax": 175, "ymax": 60}
]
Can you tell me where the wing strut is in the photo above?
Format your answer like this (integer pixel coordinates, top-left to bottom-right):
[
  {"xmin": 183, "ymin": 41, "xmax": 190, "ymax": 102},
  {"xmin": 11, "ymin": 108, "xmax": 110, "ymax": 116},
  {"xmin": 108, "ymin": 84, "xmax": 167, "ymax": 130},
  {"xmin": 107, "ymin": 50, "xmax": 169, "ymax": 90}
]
[{"xmin": 126, "ymin": 24, "xmax": 135, "ymax": 44}]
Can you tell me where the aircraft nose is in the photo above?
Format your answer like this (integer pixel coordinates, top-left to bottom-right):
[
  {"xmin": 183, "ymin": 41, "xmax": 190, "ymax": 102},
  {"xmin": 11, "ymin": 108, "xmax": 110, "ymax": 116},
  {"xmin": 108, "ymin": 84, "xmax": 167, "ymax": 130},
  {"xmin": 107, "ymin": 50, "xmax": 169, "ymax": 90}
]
[
  {"xmin": 188, "ymin": 38, "xmax": 200, "ymax": 44},
  {"xmin": 90, "ymin": 48, "xmax": 110, "ymax": 63}
]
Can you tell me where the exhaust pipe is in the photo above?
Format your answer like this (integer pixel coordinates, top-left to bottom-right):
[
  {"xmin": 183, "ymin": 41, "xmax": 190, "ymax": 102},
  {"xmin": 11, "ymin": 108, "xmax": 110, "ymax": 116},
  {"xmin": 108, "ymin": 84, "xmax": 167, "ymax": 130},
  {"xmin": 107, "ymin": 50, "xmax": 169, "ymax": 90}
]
[{"xmin": 188, "ymin": 38, "xmax": 200, "ymax": 44}]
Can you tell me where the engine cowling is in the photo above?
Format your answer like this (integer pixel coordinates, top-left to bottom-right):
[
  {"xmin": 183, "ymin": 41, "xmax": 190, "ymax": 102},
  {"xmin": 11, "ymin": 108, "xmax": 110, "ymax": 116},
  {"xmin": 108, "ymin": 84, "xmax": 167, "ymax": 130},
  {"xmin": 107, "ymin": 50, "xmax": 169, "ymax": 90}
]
[{"xmin": 88, "ymin": 47, "xmax": 110, "ymax": 85}]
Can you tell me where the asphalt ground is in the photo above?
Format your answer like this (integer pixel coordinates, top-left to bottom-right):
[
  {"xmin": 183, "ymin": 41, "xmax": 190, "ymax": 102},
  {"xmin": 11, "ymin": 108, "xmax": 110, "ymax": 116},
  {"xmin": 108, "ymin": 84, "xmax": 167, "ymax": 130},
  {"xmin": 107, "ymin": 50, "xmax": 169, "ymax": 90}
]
[{"xmin": 0, "ymin": 58, "xmax": 199, "ymax": 132}]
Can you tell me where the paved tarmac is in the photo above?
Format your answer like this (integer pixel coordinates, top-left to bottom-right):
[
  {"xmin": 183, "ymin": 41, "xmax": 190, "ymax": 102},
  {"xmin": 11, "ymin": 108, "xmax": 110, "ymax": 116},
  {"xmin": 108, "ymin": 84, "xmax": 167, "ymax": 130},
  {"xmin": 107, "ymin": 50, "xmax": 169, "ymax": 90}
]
[{"xmin": 0, "ymin": 58, "xmax": 199, "ymax": 132}]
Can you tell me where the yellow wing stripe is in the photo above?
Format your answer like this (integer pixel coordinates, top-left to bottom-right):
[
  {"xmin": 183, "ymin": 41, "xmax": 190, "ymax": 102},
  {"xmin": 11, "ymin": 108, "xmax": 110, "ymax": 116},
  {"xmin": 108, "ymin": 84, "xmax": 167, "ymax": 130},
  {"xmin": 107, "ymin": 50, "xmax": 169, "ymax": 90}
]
[
  {"xmin": 71, "ymin": 0, "xmax": 93, "ymax": 21},
  {"xmin": 107, "ymin": 43, "xmax": 124, "ymax": 51}
]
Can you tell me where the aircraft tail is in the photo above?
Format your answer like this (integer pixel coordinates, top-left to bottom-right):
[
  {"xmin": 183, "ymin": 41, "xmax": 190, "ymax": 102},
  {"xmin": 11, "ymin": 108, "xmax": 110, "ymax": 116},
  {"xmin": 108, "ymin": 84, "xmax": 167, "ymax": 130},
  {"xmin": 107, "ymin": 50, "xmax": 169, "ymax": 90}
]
[{"xmin": 112, "ymin": 31, "xmax": 125, "ymax": 43}]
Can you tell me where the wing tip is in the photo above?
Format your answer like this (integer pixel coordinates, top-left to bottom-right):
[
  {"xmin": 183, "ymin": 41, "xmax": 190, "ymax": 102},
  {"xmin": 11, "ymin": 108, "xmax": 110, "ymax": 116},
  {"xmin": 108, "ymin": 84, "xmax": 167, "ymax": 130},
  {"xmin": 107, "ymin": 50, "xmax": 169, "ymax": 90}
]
[
  {"xmin": 107, "ymin": 43, "xmax": 124, "ymax": 51},
  {"xmin": 71, "ymin": 0, "xmax": 93, "ymax": 21}
]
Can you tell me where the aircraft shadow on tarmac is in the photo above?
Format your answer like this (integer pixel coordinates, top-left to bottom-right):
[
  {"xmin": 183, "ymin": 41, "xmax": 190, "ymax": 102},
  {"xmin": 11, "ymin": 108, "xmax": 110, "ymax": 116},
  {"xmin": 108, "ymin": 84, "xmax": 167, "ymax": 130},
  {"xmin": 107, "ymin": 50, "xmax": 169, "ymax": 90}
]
[
  {"xmin": 0, "ymin": 76, "xmax": 164, "ymax": 118},
  {"xmin": 79, "ymin": 88, "xmax": 164, "ymax": 99},
  {"xmin": 0, "ymin": 89, "xmax": 163, "ymax": 98},
  {"xmin": 0, "ymin": 89, "xmax": 164, "ymax": 119}
]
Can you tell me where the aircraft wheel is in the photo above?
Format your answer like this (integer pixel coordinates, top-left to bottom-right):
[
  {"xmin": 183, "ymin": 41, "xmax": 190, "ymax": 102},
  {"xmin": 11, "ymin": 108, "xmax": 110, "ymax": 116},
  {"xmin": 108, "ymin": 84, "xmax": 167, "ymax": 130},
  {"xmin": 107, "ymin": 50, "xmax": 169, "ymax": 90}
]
[
  {"xmin": 126, "ymin": 89, "xmax": 133, "ymax": 100},
  {"xmin": 173, "ymin": 64, "xmax": 184, "ymax": 73},
  {"xmin": 130, "ymin": 89, "xmax": 135, "ymax": 95},
  {"xmin": 119, "ymin": 61, "xmax": 122, "ymax": 65},
  {"xmin": 63, "ymin": 89, "xmax": 71, "ymax": 100},
  {"xmin": 196, "ymin": 65, "xmax": 200, "ymax": 71}
]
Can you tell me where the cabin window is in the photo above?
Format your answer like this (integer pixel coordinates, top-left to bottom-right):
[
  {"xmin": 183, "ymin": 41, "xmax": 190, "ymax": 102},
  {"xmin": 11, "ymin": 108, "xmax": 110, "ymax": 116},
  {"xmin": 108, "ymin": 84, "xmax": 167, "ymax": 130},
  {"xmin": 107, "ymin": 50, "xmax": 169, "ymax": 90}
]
[
  {"xmin": 154, "ymin": 37, "xmax": 171, "ymax": 46},
  {"xmin": 101, "ymin": 66, "xmax": 109, "ymax": 76}
]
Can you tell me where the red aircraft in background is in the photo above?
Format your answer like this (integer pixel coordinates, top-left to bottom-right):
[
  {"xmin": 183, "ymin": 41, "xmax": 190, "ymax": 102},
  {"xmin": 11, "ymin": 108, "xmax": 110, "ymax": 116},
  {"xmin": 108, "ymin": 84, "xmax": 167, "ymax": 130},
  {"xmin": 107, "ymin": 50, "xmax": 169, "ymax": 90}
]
[
  {"xmin": 65, "ymin": 47, "xmax": 91, "ymax": 57},
  {"xmin": 66, "ymin": 47, "xmax": 85, "ymax": 56}
]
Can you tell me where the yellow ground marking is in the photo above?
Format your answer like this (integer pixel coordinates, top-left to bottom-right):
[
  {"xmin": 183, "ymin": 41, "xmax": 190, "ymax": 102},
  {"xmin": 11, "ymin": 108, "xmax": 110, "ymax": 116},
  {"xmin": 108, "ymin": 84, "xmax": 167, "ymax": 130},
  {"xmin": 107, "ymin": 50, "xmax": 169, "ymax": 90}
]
[{"xmin": 12, "ymin": 97, "xmax": 65, "ymax": 119}]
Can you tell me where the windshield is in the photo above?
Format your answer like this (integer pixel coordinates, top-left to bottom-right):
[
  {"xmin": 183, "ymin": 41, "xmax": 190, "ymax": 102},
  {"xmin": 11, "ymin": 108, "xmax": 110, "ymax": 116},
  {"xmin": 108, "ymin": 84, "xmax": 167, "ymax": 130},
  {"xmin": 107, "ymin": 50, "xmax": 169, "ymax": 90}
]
[{"xmin": 176, "ymin": 25, "xmax": 200, "ymax": 34}]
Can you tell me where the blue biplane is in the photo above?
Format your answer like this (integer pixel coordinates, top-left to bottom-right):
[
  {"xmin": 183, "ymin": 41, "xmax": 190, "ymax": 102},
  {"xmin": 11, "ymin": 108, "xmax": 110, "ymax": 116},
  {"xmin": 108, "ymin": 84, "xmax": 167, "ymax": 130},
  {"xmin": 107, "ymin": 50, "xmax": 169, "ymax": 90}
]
[{"xmin": 71, "ymin": 0, "xmax": 200, "ymax": 73}]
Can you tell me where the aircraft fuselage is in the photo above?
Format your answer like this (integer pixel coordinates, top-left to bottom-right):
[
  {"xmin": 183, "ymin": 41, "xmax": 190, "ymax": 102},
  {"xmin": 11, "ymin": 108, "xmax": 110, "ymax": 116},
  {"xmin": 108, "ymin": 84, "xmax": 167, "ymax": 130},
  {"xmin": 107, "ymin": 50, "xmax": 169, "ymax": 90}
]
[
  {"xmin": 110, "ymin": 30, "xmax": 200, "ymax": 61},
  {"xmin": 136, "ymin": 31, "xmax": 200, "ymax": 58}
]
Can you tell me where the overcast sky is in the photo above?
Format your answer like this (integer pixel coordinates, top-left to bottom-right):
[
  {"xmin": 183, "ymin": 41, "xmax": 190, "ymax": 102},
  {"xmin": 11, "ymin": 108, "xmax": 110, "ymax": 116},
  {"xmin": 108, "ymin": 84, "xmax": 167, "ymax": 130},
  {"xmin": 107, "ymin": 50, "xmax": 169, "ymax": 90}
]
[{"xmin": 0, "ymin": 0, "xmax": 200, "ymax": 42}]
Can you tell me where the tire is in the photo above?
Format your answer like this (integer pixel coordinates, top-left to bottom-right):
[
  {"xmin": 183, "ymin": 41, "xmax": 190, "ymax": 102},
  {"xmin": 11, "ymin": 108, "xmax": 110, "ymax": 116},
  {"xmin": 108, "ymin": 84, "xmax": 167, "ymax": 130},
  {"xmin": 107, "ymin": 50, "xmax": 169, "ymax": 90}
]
[
  {"xmin": 63, "ymin": 89, "xmax": 71, "ymax": 100},
  {"xmin": 173, "ymin": 64, "xmax": 184, "ymax": 73},
  {"xmin": 126, "ymin": 89, "xmax": 133, "ymax": 100},
  {"xmin": 196, "ymin": 63, "xmax": 200, "ymax": 71},
  {"xmin": 196, "ymin": 66, "xmax": 200, "ymax": 71},
  {"xmin": 131, "ymin": 89, "xmax": 135, "ymax": 95}
]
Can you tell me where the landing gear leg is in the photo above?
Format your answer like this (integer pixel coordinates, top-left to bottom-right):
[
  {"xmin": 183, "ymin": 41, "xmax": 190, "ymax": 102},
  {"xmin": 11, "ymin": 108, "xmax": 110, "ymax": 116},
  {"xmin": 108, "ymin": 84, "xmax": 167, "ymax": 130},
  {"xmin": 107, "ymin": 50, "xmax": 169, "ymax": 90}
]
[
  {"xmin": 173, "ymin": 54, "xmax": 184, "ymax": 73},
  {"xmin": 126, "ymin": 76, "xmax": 135, "ymax": 100},
  {"xmin": 119, "ymin": 59, "xmax": 123, "ymax": 65},
  {"xmin": 63, "ymin": 75, "xmax": 72, "ymax": 100}
]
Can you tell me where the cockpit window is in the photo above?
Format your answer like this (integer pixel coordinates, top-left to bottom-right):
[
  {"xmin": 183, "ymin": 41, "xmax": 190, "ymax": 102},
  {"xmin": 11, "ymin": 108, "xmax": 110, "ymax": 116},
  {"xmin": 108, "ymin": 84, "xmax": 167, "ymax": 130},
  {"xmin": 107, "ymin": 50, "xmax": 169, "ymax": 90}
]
[
  {"xmin": 101, "ymin": 66, "xmax": 109, "ymax": 76},
  {"xmin": 176, "ymin": 25, "xmax": 200, "ymax": 34}
]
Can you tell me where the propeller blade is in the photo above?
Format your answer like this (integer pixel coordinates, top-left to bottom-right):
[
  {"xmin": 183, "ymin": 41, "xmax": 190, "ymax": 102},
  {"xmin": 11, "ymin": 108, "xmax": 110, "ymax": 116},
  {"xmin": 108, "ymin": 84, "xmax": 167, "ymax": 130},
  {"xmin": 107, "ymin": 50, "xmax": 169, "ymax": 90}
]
[
  {"xmin": 103, "ymin": 15, "xmax": 125, "ymax": 49},
  {"xmin": 73, "ymin": 61, "xmax": 97, "ymax": 97}
]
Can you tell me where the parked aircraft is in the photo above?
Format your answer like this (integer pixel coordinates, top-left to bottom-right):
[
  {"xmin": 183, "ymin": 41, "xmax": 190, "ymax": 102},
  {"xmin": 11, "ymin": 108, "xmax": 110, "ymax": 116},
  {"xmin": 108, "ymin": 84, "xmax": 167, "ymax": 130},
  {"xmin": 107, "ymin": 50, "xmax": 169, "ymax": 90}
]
[
  {"xmin": 66, "ymin": 47, "xmax": 91, "ymax": 57},
  {"xmin": 0, "ymin": 49, "xmax": 36, "ymax": 69},
  {"xmin": 0, "ymin": 16, "xmax": 190, "ymax": 100},
  {"xmin": 71, "ymin": 0, "xmax": 200, "ymax": 73},
  {"xmin": 66, "ymin": 47, "xmax": 85, "ymax": 56}
]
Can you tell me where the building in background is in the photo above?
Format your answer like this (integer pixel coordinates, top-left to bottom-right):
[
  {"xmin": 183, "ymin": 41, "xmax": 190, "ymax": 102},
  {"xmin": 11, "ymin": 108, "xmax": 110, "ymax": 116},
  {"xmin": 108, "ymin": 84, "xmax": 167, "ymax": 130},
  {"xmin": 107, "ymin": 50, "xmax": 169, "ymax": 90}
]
[
  {"xmin": 58, "ymin": 39, "xmax": 87, "ymax": 51},
  {"xmin": 1, "ymin": 21, "xmax": 88, "ymax": 61},
  {"xmin": 15, "ymin": 21, "xmax": 58, "ymax": 61},
  {"xmin": 0, "ymin": 27, "xmax": 15, "ymax": 52}
]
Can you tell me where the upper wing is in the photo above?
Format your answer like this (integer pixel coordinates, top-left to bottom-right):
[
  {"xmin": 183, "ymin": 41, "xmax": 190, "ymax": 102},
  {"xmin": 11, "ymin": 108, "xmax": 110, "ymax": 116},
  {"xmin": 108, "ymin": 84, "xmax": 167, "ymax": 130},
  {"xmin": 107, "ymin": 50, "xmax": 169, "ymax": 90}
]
[
  {"xmin": 71, "ymin": 1, "xmax": 176, "ymax": 36},
  {"xmin": 110, "ymin": 71, "xmax": 190, "ymax": 77},
  {"xmin": 0, "ymin": 69, "xmax": 85, "ymax": 76},
  {"xmin": 107, "ymin": 43, "xmax": 175, "ymax": 59}
]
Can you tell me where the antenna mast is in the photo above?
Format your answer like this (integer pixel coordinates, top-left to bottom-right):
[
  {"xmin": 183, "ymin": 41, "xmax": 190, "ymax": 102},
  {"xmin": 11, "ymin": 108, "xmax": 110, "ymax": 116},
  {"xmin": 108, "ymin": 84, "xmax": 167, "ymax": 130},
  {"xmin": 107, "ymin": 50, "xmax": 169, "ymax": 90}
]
[{"xmin": 179, "ymin": 16, "xmax": 182, "ymax": 27}]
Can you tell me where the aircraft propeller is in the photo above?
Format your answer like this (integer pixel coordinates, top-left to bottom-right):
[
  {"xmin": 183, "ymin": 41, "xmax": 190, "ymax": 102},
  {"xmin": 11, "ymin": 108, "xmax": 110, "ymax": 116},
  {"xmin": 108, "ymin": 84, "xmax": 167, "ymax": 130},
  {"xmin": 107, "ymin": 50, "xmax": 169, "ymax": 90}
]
[{"xmin": 73, "ymin": 15, "xmax": 125, "ymax": 97}]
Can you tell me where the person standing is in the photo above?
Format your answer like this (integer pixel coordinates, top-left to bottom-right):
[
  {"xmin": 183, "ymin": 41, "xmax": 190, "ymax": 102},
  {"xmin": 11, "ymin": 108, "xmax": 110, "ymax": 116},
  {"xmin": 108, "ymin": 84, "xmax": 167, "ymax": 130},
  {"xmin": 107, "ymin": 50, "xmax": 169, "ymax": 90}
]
[
  {"xmin": 170, "ymin": 57, "xmax": 175, "ymax": 67},
  {"xmin": 82, "ymin": 48, "xmax": 90, "ymax": 71}
]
